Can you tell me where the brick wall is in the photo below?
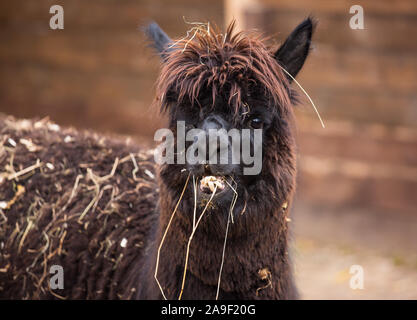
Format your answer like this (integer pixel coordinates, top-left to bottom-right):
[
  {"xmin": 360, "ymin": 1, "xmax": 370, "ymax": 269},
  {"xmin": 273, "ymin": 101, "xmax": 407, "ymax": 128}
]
[{"xmin": 0, "ymin": 0, "xmax": 224, "ymax": 136}]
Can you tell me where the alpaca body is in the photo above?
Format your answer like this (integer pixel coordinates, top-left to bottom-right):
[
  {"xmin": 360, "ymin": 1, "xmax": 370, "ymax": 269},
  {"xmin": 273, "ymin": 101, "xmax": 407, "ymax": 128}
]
[
  {"xmin": 139, "ymin": 183, "xmax": 298, "ymax": 299},
  {"xmin": 138, "ymin": 18, "xmax": 315, "ymax": 300},
  {"xmin": 0, "ymin": 118, "xmax": 159, "ymax": 299}
]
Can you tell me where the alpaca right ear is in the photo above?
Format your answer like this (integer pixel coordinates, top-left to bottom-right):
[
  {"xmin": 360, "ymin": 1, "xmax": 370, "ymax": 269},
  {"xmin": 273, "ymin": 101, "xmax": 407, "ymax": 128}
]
[
  {"xmin": 143, "ymin": 22, "xmax": 173, "ymax": 61},
  {"xmin": 274, "ymin": 17, "xmax": 315, "ymax": 81}
]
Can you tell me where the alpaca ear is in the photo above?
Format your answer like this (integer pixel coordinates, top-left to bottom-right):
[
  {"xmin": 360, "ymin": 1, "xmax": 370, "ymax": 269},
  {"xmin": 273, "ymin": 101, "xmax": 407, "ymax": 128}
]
[
  {"xmin": 274, "ymin": 18, "xmax": 315, "ymax": 81},
  {"xmin": 143, "ymin": 22, "xmax": 173, "ymax": 61}
]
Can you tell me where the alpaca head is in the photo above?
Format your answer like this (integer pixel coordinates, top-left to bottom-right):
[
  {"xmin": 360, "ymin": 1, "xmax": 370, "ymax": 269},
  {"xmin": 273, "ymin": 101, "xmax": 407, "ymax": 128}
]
[{"xmin": 146, "ymin": 19, "xmax": 314, "ymax": 232}]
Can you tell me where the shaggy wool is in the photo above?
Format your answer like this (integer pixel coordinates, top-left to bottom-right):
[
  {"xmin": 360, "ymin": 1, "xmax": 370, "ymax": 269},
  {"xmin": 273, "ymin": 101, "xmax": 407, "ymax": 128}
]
[{"xmin": 0, "ymin": 115, "xmax": 158, "ymax": 299}]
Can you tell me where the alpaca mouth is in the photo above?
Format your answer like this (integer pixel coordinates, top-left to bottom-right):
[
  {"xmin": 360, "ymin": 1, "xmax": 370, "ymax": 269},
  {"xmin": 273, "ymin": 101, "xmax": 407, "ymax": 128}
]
[{"xmin": 199, "ymin": 175, "xmax": 226, "ymax": 195}]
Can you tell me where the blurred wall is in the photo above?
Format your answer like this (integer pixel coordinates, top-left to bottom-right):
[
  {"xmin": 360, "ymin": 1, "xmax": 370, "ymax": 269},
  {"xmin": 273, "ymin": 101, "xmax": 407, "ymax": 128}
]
[
  {"xmin": 1, "ymin": 0, "xmax": 416, "ymax": 215},
  {"xmin": 0, "ymin": 0, "xmax": 224, "ymax": 136}
]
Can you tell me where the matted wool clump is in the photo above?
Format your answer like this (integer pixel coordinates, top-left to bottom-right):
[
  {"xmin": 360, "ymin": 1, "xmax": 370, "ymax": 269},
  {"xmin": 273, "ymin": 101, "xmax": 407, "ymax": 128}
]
[{"xmin": 0, "ymin": 115, "xmax": 158, "ymax": 299}]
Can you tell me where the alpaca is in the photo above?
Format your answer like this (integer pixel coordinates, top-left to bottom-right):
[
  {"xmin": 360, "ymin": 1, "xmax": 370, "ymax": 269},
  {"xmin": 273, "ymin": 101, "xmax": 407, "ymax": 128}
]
[
  {"xmin": 0, "ymin": 18, "xmax": 314, "ymax": 300},
  {"xmin": 137, "ymin": 19, "xmax": 315, "ymax": 300}
]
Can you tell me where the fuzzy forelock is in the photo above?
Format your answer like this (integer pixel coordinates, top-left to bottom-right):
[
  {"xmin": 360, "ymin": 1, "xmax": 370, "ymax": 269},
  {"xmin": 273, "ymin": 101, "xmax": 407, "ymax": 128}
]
[{"xmin": 155, "ymin": 21, "xmax": 292, "ymax": 116}]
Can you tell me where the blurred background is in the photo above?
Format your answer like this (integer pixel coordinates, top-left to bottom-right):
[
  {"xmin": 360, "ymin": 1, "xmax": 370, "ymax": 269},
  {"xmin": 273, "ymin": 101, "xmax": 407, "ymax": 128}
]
[{"xmin": 1, "ymin": 0, "xmax": 416, "ymax": 299}]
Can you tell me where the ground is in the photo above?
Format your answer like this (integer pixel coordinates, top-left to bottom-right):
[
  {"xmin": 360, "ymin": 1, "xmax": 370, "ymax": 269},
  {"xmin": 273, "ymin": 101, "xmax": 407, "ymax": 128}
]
[{"xmin": 293, "ymin": 203, "xmax": 417, "ymax": 299}]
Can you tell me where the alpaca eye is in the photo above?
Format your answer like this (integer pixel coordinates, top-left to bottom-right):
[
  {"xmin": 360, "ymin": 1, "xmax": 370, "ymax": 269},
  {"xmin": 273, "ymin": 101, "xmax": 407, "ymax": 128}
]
[{"xmin": 249, "ymin": 117, "xmax": 263, "ymax": 129}]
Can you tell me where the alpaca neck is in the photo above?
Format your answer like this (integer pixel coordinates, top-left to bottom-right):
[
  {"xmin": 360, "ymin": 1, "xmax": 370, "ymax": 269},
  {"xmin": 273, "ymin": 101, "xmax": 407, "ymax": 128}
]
[{"xmin": 144, "ymin": 188, "xmax": 297, "ymax": 300}]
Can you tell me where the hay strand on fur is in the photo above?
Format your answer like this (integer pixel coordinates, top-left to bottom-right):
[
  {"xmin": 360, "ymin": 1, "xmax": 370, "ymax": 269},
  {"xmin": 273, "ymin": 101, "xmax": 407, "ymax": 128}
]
[
  {"xmin": 154, "ymin": 172, "xmax": 191, "ymax": 300},
  {"xmin": 178, "ymin": 184, "xmax": 217, "ymax": 300},
  {"xmin": 279, "ymin": 65, "xmax": 325, "ymax": 128},
  {"xmin": 215, "ymin": 180, "xmax": 238, "ymax": 300}
]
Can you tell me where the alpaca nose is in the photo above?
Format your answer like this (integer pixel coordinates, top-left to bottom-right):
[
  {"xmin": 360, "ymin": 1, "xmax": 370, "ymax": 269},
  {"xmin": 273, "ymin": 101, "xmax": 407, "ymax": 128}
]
[
  {"xmin": 199, "ymin": 114, "xmax": 234, "ymax": 175},
  {"xmin": 186, "ymin": 113, "xmax": 237, "ymax": 175},
  {"xmin": 201, "ymin": 114, "xmax": 227, "ymax": 131},
  {"xmin": 200, "ymin": 115, "xmax": 229, "ymax": 158}
]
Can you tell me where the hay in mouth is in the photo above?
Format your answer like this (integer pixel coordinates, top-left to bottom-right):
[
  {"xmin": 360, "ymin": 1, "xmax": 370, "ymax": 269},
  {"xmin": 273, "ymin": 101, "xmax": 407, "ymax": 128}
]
[{"xmin": 199, "ymin": 176, "xmax": 225, "ymax": 194}]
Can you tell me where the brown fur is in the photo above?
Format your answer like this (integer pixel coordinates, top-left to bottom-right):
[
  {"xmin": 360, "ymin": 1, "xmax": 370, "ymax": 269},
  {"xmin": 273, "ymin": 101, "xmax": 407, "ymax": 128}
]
[
  {"xmin": 156, "ymin": 22, "xmax": 292, "ymax": 116},
  {"xmin": 0, "ymin": 116, "xmax": 158, "ymax": 299},
  {"xmin": 137, "ymin": 22, "xmax": 301, "ymax": 299}
]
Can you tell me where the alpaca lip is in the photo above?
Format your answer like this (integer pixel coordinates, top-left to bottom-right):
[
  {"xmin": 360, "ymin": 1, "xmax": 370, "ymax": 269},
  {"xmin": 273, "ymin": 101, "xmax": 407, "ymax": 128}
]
[{"xmin": 199, "ymin": 176, "xmax": 225, "ymax": 194}]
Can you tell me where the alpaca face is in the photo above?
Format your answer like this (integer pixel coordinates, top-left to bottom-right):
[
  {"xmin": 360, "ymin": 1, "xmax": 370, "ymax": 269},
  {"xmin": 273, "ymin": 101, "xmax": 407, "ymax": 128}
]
[
  {"xmin": 166, "ymin": 94, "xmax": 273, "ymax": 203},
  {"xmin": 147, "ymin": 19, "xmax": 314, "ymax": 215}
]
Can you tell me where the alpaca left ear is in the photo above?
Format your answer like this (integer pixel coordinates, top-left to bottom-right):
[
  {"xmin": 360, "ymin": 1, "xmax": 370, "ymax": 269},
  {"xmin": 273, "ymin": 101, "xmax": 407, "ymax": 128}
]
[
  {"xmin": 274, "ymin": 17, "xmax": 315, "ymax": 81},
  {"xmin": 143, "ymin": 22, "xmax": 173, "ymax": 61}
]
